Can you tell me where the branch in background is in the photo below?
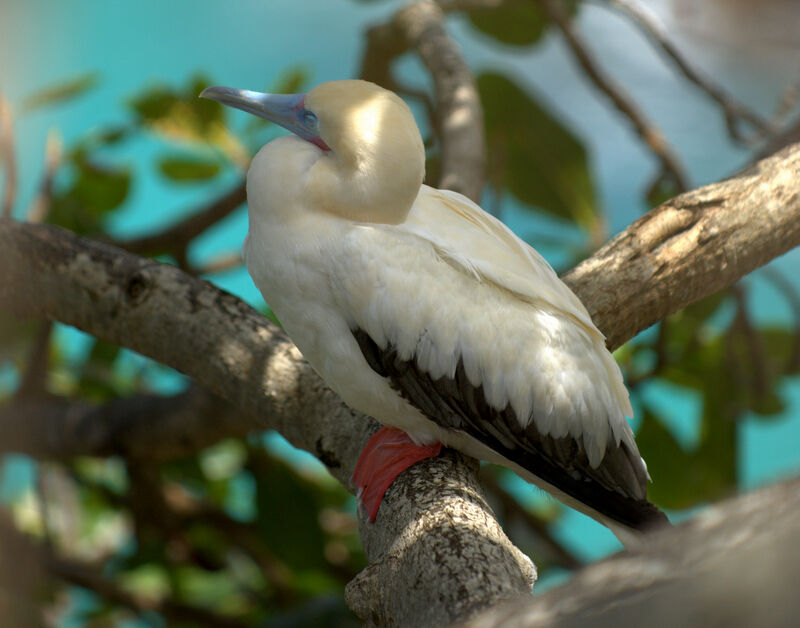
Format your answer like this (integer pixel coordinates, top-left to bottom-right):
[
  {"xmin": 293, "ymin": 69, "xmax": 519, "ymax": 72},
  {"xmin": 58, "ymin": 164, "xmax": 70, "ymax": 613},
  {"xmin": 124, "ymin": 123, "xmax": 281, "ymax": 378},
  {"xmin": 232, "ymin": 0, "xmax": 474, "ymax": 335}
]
[
  {"xmin": 15, "ymin": 320, "xmax": 53, "ymax": 399},
  {"xmin": 772, "ymin": 75, "xmax": 800, "ymax": 128},
  {"xmin": 361, "ymin": 1, "xmax": 486, "ymax": 202},
  {"xmin": 0, "ymin": 94, "xmax": 17, "ymax": 218},
  {"xmin": 730, "ymin": 285, "xmax": 769, "ymax": 401},
  {"xmin": 117, "ymin": 180, "xmax": 246, "ymax": 267},
  {"xmin": 598, "ymin": 0, "xmax": 774, "ymax": 143},
  {"xmin": 2, "ymin": 141, "xmax": 799, "ymax": 625},
  {"xmin": 760, "ymin": 267, "xmax": 800, "ymax": 373},
  {"xmin": 27, "ymin": 129, "xmax": 63, "ymax": 224},
  {"xmin": 0, "ymin": 385, "xmax": 251, "ymax": 461},
  {"xmin": 458, "ymin": 476, "xmax": 800, "ymax": 628},
  {"xmin": 534, "ymin": 0, "xmax": 689, "ymax": 192},
  {"xmin": 756, "ymin": 114, "xmax": 800, "ymax": 161},
  {"xmin": 190, "ymin": 252, "xmax": 243, "ymax": 276}
]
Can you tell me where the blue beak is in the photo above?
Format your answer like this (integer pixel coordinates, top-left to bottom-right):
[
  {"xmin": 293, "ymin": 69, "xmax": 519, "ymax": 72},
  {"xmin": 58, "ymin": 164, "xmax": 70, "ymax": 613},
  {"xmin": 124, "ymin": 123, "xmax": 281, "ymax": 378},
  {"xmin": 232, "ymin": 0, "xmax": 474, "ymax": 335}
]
[{"xmin": 200, "ymin": 86, "xmax": 330, "ymax": 151}]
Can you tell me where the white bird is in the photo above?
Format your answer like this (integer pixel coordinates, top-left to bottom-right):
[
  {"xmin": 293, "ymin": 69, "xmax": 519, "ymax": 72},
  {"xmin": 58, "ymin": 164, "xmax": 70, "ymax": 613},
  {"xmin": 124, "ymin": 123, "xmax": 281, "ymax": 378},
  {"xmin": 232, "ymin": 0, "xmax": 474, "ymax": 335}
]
[{"xmin": 200, "ymin": 79, "xmax": 667, "ymax": 543}]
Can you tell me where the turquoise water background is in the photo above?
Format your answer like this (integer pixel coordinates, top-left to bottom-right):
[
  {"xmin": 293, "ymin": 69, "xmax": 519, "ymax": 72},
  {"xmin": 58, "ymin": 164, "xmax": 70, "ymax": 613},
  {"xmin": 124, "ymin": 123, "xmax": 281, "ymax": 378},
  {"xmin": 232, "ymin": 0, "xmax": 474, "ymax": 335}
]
[{"xmin": 2, "ymin": 0, "xmax": 799, "ymax": 577}]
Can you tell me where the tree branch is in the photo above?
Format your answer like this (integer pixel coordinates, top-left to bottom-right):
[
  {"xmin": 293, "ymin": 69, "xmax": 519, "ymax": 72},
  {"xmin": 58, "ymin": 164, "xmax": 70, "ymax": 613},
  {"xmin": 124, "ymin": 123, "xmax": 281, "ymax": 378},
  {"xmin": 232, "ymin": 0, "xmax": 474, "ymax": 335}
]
[
  {"xmin": 0, "ymin": 386, "xmax": 250, "ymax": 461},
  {"xmin": 27, "ymin": 129, "xmax": 63, "ymax": 224},
  {"xmin": 457, "ymin": 476, "xmax": 800, "ymax": 628},
  {"xmin": 563, "ymin": 143, "xmax": 800, "ymax": 350},
  {"xmin": 596, "ymin": 0, "xmax": 773, "ymax": 143},
  {"xmin": 116, "ymin": 180, "xmax": 246, "ymax": 262},
  {"xmin": 361, "ymin": 1, "xmax": 486, "ymax": 202},
  {"xmin": 0, "ymin": 94, "xmax": 17, "ymax": 219},
  {"xmin": 2, "ymin": 143, "xmax": 799, "ymax": 626},
  {"xmin": 534, "ymin": 0, "xmax": 689, "ymax": 191}
]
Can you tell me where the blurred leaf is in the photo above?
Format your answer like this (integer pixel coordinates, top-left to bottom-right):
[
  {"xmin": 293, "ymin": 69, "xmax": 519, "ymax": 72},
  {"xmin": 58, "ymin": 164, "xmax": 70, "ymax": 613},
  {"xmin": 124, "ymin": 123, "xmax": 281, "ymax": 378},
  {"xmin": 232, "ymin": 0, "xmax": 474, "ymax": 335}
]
[
  {"xmin": 128, "ymin": 74, "xmax": 245, "ymax": 163},
  {"xmin": 468, "ymin": 2, "xmax": 549, "ymax": 47},
  {"xmin": 762, "ymin": 328, "xmax": 800, "ymax": 375},
  {"xmin": 164, "ymin": 457, "xmax": 210, "ymax": 497},
  {"xmin": 637, "ymin": 404, "xmax": 736, "ymax": 509},
  {"xmin": 478, "ymin": 72, "xmax": 599, "ymax": 229},
  {"xmin": 646, "ymin": 169, "xmax": 683, "ymax": 208},
  {"xmin": 749, "ymin": 390, "xmax": 785, "ymax": 416},
  {"xmin": 95, "ymin": 125, "xmax": 130, "ymax": 146},
  {"xmin": 76, "ymin": 339, "xmax": 121, "ymax": 400},
  {"xmin": 23, "ymin": 73, "xmax": 100, "ymax": 112},
  {"xmin": 0, "ymin": 310, "xmax": 37, "ymax": 362},
  {"xmin": 158, "ymin": 154, "xmax": 221, "ymax": 182},
  {"xmin": 273, "ymin": 66, "xmax": 311, "ymax": 95},
  {"xmin": 175, "ymin": 564, "xmax": 243, "ymax": 611},
  {"xmin": 129, "ymin": 85, "xmax": 180, "ymax": 121},
  {"xmin": 119, "ymin": 564, "xmax": 170, "ymax": 600},
  {"xmin": 48, "ymin": 155, "xmax": 131, "ymax": 236},
  {"xmin": 467, "ymin": 1, "xmax": 579, "ymax": 47},
  {"xmin": 249, "ymin": 452, "xmax": 329, "ymax": 570},
  {"xmin": 680, "ymin": 290, "xmax": 731, "ymax": 326}
]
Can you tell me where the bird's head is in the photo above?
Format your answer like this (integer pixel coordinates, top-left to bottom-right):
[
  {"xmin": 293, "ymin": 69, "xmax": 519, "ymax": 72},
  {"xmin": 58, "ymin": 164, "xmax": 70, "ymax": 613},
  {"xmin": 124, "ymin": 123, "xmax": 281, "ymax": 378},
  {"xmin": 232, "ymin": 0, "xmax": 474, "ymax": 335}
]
[{"xmin": 201, "ymin": 79, "xmax": 425, "ymax": 224}]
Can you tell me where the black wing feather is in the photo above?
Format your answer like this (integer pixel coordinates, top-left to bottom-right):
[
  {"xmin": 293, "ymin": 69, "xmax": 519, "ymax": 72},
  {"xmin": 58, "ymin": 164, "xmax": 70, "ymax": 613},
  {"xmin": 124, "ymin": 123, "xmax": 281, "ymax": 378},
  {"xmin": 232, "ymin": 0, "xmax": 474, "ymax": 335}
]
[{"xmin": 353, "ymin": 328, "xmax": 667, "ymax": 531}]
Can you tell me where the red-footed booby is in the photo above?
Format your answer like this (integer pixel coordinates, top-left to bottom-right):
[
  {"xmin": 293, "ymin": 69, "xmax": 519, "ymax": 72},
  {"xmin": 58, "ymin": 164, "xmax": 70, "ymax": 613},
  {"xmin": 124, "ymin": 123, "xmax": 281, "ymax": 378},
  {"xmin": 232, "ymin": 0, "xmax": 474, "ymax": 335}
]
[{"xmin": 200, "ymin": 80, "xmax": 668, "ymax": 543}]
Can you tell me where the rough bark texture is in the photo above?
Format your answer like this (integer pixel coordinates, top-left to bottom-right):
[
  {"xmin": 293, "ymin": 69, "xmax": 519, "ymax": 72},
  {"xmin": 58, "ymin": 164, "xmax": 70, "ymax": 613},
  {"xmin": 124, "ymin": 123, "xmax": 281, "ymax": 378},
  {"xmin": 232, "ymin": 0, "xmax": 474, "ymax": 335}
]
[
  {"xmin": 1, "ymin": 143, "xmax": 799, "ymax": 626},
  {"xmin": 564, "ymin": 143, "xmax": 800, "ymax": 350},
  {"xmin": 457, "ymin": 476, "xmax": 800, "ymax": 628},
  {"xmin": 346, "ymin": 450, "xmax": 535, "ymax": 627}
]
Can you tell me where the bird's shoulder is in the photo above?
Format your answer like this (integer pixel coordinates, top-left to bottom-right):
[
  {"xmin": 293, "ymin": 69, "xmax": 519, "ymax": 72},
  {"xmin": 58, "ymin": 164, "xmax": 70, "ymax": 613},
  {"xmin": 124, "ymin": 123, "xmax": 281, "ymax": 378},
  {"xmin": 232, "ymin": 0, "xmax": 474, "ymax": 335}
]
[{"xmin": 403, "ymin": 186, "xmax": 600, "ymax": 336}]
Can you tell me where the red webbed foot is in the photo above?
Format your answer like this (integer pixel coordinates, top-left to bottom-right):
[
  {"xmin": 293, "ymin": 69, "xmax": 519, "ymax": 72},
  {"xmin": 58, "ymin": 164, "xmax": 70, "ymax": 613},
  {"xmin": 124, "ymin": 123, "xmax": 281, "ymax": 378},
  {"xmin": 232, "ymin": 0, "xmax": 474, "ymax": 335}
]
[{"xmin": 352, "ymin": 426, "xmax": 442, "ymax": 522}]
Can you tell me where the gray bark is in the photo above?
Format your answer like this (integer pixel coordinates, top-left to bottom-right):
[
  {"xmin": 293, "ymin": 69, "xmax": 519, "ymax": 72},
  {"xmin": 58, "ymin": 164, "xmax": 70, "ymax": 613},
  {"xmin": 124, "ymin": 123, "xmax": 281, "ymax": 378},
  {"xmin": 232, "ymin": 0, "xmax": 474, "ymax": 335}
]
[{"xmin": 457, "ymin": 476, "xmax": 800, "ymax": 628}]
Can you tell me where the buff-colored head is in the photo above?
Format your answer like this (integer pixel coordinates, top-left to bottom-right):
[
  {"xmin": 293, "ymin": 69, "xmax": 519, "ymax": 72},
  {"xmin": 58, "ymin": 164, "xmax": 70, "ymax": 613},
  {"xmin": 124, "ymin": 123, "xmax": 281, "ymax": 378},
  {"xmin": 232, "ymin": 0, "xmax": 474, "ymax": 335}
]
[{"xmin": 201, "ymin": 79, "xmax": 425, "ymax": 224}]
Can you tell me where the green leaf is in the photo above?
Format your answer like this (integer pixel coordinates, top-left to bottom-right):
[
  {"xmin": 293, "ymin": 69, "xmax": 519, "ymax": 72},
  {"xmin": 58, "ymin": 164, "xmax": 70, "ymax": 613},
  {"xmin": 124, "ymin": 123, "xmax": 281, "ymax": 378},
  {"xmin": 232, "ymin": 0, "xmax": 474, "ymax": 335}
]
[
  {"xmin": 76, "ymin": 339, "xmax": 122, "ymax": 400},
  {"xmin": 467, "ymin": 1, "xmax": 579, "ymax": 47},
  {"xmin": 646, "ymin": 169, "xmax": 682, "ymax": 208},
  {"xmin": 478, "ymin": 72, "xmax": 598, "ymax": 229},
  {"xmin": 129, "ymin": 74, "xmax": 224, "ymax": 143},
  {"xmin": 248, "ymin": 451, "xmax": 332, "ymax": 570},
  {"xmin": 272, "ymin": 66, "xmax": 311, "ymax": 95},
  {"xmin": 468, "ymin": 2, "xmax": 549, "ymax": 47},
  {"xmin": 158, "ymin": 155, "xmax": 221, "ymax": 182},
  {"xmin": 637, "ymin": 403, "xmax": 736, "ymax": 509},
  {"xmin": 762, "ymin": 328, "xmax": 800, "ymax": 375},
  {"xmin": 0, "ymin": 311, "xmax": 37, "ymax": 363},
  {"xmin": 129, "ymin": 85, "xmax": 179, "ymax": 121},
  {"xmin": 23, "ymin": 73, "xmax": 100, "ymax": 112},
  {"xmin": 48, "ymin": 157, "xmax": 131, "ymax": 235},
  {"xmin": 129, "ymin": 74, "xmax": 248, "ymax": 164}
]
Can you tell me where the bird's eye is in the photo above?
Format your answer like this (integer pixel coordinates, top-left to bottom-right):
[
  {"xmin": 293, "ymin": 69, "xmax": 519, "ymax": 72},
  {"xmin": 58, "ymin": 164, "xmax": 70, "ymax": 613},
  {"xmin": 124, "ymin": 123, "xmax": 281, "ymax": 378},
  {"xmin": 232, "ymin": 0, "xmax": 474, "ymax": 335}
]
[{"xmin": 302, "ymin": 109, "xmax": 318, "ymax": 128}]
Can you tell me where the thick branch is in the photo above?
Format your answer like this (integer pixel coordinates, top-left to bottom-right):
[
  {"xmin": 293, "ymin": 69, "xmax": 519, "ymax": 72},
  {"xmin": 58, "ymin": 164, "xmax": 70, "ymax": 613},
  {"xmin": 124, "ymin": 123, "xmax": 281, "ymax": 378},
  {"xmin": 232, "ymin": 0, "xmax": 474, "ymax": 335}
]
[
  {"xmin": 2, "ymin": 143, "xmax": 799, "ymax": 626},
  {"xmin": 563, "ymin": 143, "xmax": 800, "ymax": 350},
  {"xmin": 361, "ymin": 1, "xmax": 486, "ymax": 202},
  {"xmin": 457, "ymin": 476, "xmax": 800, "ymax": 628}
]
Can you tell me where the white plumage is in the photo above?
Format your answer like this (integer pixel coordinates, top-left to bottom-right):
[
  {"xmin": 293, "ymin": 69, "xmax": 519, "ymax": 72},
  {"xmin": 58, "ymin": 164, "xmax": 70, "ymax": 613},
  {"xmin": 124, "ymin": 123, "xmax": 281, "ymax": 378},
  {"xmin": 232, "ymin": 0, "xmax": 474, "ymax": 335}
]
[{"xmin": 201, "ymin": 79, "xmax": 666, "ymax": 539}]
